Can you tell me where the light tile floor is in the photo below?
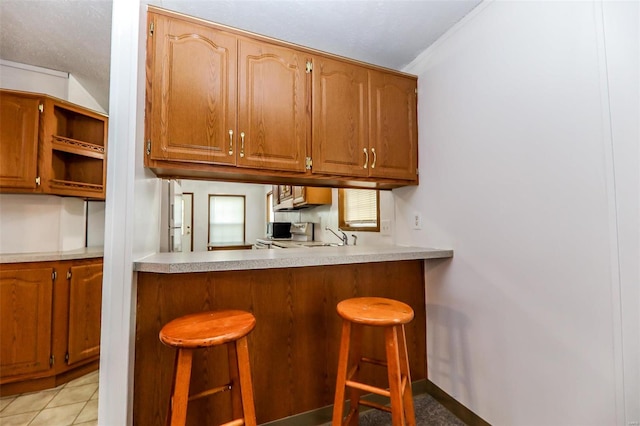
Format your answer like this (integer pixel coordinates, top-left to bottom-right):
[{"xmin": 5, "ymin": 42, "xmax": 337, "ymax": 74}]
[{"xmin": 0, "ymin": 370, "xmax": 98, "ymax": 426}]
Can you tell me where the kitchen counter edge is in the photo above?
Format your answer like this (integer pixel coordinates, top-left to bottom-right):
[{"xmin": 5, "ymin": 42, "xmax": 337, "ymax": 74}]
[
  {"xmin": 134, "ymin": 245, "xmax": 453, "ymax": 274},
  {"xmin": 0, "ymin": 247, "xmax": 104, "ymax": 264}
]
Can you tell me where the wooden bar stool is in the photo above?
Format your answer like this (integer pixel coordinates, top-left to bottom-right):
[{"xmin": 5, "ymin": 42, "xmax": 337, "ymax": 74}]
[
  {"xmin": 159, "ymin": 310, "xmax": 257, "ymax": 426},
  {"xmin": 332, "ymin": 297, "xmax": 416, "ymax": 426}
]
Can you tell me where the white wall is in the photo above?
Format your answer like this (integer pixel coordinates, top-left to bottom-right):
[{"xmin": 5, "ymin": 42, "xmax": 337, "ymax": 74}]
[
  {"xmin": 99, "ymin": 1, "xmax": 158, "ymax": 424},
  {"xmin": 179, "ymin": 180, "xmax": 268, "ymax": 251},
  {"xmin": 398, "ymin": 1, "xmax": 639, "ymax": 425},
  {"xmin": 0, "ymin": 194, "xmax": 84, "ymax": 253},
  {"xmin": 0, "ymin": 59, "xmax": 68, "ymax": 99},
  {"xmin": 0, "ymin": 60, "xmax": 107, "ymax": 253}
]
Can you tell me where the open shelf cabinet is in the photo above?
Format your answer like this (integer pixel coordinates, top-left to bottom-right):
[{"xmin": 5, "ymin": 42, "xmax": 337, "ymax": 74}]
[{"xmin": 0, "ymin": 90, "xmax": 108, "ymax": 199}]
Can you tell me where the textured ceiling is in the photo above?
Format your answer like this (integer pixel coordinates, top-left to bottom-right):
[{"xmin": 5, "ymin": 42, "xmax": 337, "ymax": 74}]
[{"xmin": 0, "ymin": 0, "xmax": 481, "ymax": 112}]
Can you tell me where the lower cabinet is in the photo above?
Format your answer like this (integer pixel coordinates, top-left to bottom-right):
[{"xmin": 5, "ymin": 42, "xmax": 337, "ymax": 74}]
[
  {"xmin": 0, "ymin": 258, "xmax": 103, "ymax": 396},
  {"xmin": 0, "ymin": 267, "xmax": 54, "ymax": 378}
]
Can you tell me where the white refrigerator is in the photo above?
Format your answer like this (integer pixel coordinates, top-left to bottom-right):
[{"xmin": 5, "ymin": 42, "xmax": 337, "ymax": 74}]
[{"xmin": 160, "ymin": 179, "xmax": 183, "ymax": 252}]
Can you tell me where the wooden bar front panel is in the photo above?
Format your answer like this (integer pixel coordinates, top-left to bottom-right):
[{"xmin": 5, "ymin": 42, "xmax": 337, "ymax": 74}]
[{"xmin": 134, "ymin": 260, "xmax": 426, "ymax": 425}]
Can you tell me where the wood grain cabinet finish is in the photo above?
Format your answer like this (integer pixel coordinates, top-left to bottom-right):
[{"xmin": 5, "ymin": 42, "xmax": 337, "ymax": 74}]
[
  {"xmin": 0, "ymin": 258, "xmax": 103, "ymax": 396},
  {"xmin": 312, "ymin": 56, "xmax": 369, "ymax": 177},
  {"xmin": 0, "ymin": 89, "xmax": 108, "ymax": 200},
  {"xmin": 237, "ymin": 39, "xmax": 309, "ymax": 172},
  {"xmin": 67, "ymin": 263, "xmax": 103, "ymax": 365},
  {"xmin": 292, "ymin": 185, "xmax": 332, "ymax": 208},
  {"xmin": 146, "ymin": 14, "xmax": 237, "ymax": 165},
  {"xmin": 0, "ymin": 92, "xmax": 41, "ymax": 190},
  {"xmin": 0, "ymin": 267, "xmax": 53, "ymax": 378},
  {"xmin": 312, "ymin": 58, "xmax": 418, "ymax": 181},
  {"xmin": 369, "ymin": 71, "xmax": 418, "ymax": 181},
  {"xmin": 144, "ymin": 7, "xmax": 418, "ymax": 189},
  {"xmin": 146, "ymin": 13, "xmax": 308, "ymax": 172}
]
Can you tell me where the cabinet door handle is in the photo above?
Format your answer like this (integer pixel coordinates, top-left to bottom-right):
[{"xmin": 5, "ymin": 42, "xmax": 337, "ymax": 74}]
[
  {"xmin": 363, "ymin": 148, "xmax": 368, "ymax": 169},
  {"xmin": 240, "ymin": 132, "xmax": 245, "ymax": 158},
  {"xmin": 228, "ymin": 130, "xmax": 233, "ymax": 155},
  {"xmin": 371, "ymin": 147, "xmax": 376, "ymax": 169}
]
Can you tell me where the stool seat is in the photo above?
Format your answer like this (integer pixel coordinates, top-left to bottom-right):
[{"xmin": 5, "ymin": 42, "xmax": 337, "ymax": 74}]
[
  {"xmin": 337, "ymin": 297, "xmax": 414, "ymax": 326},
  {"xmin": 160, "ymin": 310, "xmax": 256, "ymax": 349}
]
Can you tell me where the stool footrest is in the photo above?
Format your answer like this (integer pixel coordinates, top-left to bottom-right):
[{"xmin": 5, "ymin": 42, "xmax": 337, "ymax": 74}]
[
  {"xmin": 361, "ymin": 356, "xmax": 387, "ymax": 367},
  {"xmin": 345, "ymin": 380, "xmax": 391, "ymax": 397},
  {"xmin": 359, "ymin": 399, "xmax": 393, "ymax": 413},
  {"xmin": 220, "ymin": 419, "xmax": 245, "ymax": 426},
  {"xmin": 188, "ymin": 383, "xmax": 231, "ymax": 402}
]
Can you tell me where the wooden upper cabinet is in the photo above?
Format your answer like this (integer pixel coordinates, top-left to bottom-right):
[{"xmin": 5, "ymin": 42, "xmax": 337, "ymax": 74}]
[
  {"xmin": 312, "ymin": 56, "xmax": 369, "ymax": 177},
  {"xmin": 237, "ymin": 39, "xmax": 309, "ymax": 172},
  {"xmin": 147, "ymin": 13, "xmax": 237, "ymax": 165},
  {"xmin": 369, "ymin": 71, "xmax": 418, "ymax": 181},
  {"xmin": 144, "ymin": 7, "xmax": 418, "ymax": 188},
  {"xmin": 0, "ymin": 92, "xmax": 40, "ymax": 190},
  {"xmin": 67, "ymin": 263, "xmax": 103, "ymax": 365},
  {"xmin": 0, "ymin": 267, "xmax": 53, "ymax": 378},
  {"xmin": 0, "ymin": 89, "xmax": 108, "ymax": 199}
]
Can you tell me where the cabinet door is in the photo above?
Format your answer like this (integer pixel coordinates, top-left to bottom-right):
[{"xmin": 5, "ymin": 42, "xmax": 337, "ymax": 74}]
[
  {"xmin": 292, "ymin": 186, "xmax": 305, "ymax": 205},
  {"xmin": 67, "ymin": 263, "xmax": 103, "ymax": 365},
  {"xmin": 312, "ymin": 57, "xmax": 369, "ymax": 176},
  {"xmin": 237, "ymin": 39, "xmax": 309, "ymax": 172},
  {"xmin": 279, "ymin": 185, "xmax": 293, "ymax": 201},
  {"xmin": 0, "ymin": 93, "xmax": 40, "ymax": 190},
  {"xmin": 369, "ymin": 71, "xmax": 418, "ymax": 181},
  {"xmin": 0, "ymin": 267, "xmax": 53, "ymax": 378},
  {"xmin": 147, "ymin": 13, "xmax": 237, "ymax": 165}
]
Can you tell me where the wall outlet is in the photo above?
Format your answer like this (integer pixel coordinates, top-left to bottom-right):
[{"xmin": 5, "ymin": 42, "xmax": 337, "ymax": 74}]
[
  {"xmin": 380, "ymin": 220, "xmax": 391, "ymax": 235},
  {"xmin": 412, "ymin": 212, "xmax": 422, "ymax": 230}
]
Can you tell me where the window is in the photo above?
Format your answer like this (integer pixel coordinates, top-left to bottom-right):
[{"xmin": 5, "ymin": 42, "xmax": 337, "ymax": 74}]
[
  {"xmin": 208, "ymin": 195, "xmax": 246, "ymax": 243},
  {"xmin": 338, "ymin": 189, "xmax": 380, "ymax": 232}
]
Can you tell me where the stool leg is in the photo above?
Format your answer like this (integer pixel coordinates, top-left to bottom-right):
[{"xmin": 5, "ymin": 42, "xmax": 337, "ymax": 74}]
[
  {"xmin": 333, "ymin": 319, "xmax": 352, "ymax": 425},
  {"xmin": 346, "ymin": 324, "xmax": 363, "ymax": 426},
  {"xmin": 385, "ymin": 326, "xmax": 405, "ymax": 426},
  {"xmin": 235, "ymin": 336, "xmax": 257, "ymax": 426},
  {"xmin": 168, "ymin": 348, "xmax": 194, "ymax": 426},
  {"xmin": 398, "ymin": 325, "xmax": 416, "ymax": 426},
  {"xmin": 227, "ymin": 341, "xmax": 243, "ymax": 420}
]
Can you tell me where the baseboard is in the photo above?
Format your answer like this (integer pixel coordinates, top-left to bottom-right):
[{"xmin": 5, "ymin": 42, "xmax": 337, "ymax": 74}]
[
  {"xmin": 424, "ymin": 380, "xmax": 490, "ymax": 426},
  {"xmin": 261, "ymin": 379, "xmax": 489, "ymax": 426}
]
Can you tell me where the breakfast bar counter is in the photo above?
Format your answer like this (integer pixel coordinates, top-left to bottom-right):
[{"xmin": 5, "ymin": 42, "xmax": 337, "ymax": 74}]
[
  {"xmin": 133, "ymin": 245, "xmax": 452, "ymax": 425},
  {"xmin": 134, "ymin": 245, "xmax": 453, "ymax": 273}
]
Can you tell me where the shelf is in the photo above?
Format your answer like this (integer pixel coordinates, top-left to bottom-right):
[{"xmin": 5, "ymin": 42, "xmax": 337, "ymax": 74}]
[
  {"xmin": 52, "ymin": 136, "xmax": 105, "ymax": 160},
  {"xmin": 48, "ymin": 179, "xmax": 104, "ymax": 191},
  {"xmin": 53, "ymin": 106, "xmax": 106, "ymax": 147},
  {"xmin": 51, "ymin": 150, "xmax": 104, "ymax": 187}
]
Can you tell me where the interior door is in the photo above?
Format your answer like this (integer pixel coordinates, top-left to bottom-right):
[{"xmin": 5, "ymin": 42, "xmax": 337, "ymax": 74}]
[{"xmin": 182, "ymin": 192, "xmax": 194, "ymax": 252}]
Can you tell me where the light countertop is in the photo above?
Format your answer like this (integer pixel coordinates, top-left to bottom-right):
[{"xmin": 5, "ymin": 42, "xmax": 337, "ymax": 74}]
[
  {"xmin": 0, "ymin": 247, "xmax": 104, "ymax": 264},
  {"xmin": 134, "ymin": 245, "xmax": 453, "ymax": 274}
]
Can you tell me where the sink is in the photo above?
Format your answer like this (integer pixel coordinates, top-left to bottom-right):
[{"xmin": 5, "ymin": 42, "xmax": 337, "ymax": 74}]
[{"xmin": 296, "ymin": 242, "xmax": 341, "ymax": 248}]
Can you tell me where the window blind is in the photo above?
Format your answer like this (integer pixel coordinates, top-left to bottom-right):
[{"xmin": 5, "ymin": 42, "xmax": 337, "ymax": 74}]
[
  {"xmin": 343, "ymin": 189, "xmax": 377, "ymax": 227},
  {"xmin": 209, "ymin": 195, "xmax": 245, "ymax": 243}
]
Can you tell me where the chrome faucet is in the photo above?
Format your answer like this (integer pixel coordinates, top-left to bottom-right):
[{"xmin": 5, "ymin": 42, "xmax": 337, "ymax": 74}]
[{"xmin": 325, "ymin": 226, "xmax": 348, "ymax": 246}]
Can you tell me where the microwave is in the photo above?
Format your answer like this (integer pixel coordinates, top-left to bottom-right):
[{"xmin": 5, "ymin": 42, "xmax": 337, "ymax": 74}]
[{"xmin": 267, "ymin": 222, "xmax": 292, "ymax": 239}]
